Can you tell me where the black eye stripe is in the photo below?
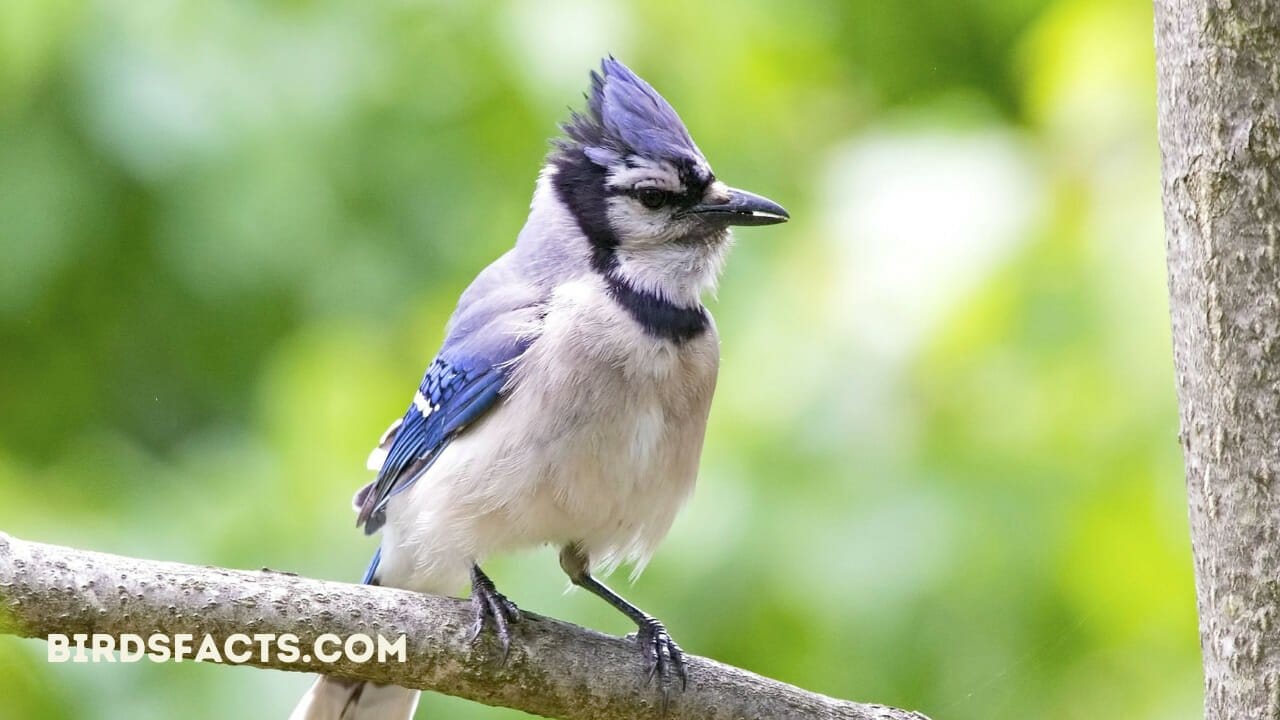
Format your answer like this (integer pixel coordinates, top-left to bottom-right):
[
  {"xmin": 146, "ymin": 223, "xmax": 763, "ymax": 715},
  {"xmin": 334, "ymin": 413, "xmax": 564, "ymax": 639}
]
[
  {"xmin": 600, "ymin": 175, "xmax": 709, "ymax": 207},
  {"xmin": 612, "ymin": 186, "xmax": 705, "ymax": 208}
]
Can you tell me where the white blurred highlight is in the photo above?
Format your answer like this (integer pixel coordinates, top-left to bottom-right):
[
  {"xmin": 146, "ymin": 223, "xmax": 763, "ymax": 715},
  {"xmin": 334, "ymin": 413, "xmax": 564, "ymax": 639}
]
[
  {"xmin": 821, "ymin": 128, "xmax": 1046, "ymax": 361},
  {"xmin": 500, "ymin": 0, "xmax": 631, "ymax": 103}
]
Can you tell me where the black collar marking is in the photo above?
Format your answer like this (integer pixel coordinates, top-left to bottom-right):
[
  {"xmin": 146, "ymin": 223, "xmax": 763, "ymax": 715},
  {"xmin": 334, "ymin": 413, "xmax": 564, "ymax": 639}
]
[{"xmin": 602, "ymin": 270, "xmax": 709, "ymax": 344}]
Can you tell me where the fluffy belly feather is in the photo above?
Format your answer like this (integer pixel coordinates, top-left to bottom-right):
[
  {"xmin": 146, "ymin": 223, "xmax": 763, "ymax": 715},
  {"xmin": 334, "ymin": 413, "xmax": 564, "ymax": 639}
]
[{"xmin": 381, "ymin": 280, "xmax": 719, "ymax": 590}]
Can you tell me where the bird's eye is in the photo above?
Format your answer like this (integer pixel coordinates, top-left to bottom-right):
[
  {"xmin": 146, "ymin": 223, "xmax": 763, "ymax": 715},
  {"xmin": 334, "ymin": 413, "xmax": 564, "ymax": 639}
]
[{"xmin": 636, "ymin": 188, "xmax": 667, "ymax": 210}]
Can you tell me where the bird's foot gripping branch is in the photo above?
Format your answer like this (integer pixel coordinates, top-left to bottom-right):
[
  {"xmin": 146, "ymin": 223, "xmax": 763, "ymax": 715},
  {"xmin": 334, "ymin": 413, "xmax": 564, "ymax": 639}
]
[{"xmin": 0, "ymin": 532, "xmax": 931, "ymax": 720}]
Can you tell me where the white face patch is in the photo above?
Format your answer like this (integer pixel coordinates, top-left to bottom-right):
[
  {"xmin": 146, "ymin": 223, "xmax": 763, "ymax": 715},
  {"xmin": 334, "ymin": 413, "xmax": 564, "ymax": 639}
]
[
  {"xmin": 601, "ymin": 155, "xmax": 721, "ymax": 247},
  {"xmin": 605, "ymin": 156, "xmax": 686, "ymax": 194},
  {"xmin": 595, "ymin": 153, "xmax": 730, "ymax": 306},
  {"xmin": 604, "ymin": 194, "xmax": 682, "ymax": 244}
]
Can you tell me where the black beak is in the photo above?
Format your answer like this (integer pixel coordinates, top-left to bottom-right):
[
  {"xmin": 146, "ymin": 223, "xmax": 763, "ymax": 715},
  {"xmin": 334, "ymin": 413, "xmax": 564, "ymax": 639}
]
[{"xmin": 687, "ymin": 186, "xmax": 790, "ymax": 226}]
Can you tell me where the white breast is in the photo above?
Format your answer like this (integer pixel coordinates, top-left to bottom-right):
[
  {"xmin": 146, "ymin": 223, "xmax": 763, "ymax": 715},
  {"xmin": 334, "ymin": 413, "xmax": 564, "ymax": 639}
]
[{"xmin": 380, "ymin": 276, "xmax": 719, "ymax": 590}]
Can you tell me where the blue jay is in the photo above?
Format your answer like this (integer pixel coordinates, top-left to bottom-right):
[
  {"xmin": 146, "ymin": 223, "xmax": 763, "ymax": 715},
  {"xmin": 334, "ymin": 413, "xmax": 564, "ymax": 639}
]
[{"xmin": 292, "ymin": 57, "xmax": 788, "ymax": 719}]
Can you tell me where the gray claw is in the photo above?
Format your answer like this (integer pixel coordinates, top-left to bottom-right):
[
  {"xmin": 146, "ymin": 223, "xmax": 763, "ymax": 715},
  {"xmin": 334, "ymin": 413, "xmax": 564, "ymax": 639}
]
[
  {"xmin": 636, "ymin": 618, "xmax": 687, "ymax": 698},
  {"xmin": 470, "ymin": 574, "xmax": 520, "ymax": 662}
]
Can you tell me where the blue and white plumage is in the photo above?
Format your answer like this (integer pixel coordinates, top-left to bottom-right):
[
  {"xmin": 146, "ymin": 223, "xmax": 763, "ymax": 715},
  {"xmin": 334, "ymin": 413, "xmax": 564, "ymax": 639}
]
[{"xmin": 292, "ymin": 57, "xmax": 788, "ymax": 720}]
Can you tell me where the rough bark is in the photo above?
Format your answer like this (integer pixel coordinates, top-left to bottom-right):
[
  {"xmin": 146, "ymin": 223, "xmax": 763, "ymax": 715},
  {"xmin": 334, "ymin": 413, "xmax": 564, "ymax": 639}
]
[
  {"xmin": 1154, "ymin": 1, "xmax": 1280, "ymax": 718},
  {"xmin": 0, "ymin": 532, "xmax": 928, "ymax": 720}
]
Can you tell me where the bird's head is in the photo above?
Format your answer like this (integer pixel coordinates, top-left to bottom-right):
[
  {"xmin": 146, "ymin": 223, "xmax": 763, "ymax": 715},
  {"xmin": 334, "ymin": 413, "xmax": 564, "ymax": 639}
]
[{"xmin": 545, "ymin": 57, "xmax": 788, "ymax": 304}]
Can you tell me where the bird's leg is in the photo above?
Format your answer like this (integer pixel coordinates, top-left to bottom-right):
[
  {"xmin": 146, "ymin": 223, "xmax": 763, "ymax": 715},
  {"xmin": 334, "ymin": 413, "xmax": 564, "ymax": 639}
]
[
  {"xmin": 469, "ymin": 564, "xmax": 520, "ymax": 660},
  {"xmin": 559, "ymin": 544, "xmax": 687, "ymax": 692}
]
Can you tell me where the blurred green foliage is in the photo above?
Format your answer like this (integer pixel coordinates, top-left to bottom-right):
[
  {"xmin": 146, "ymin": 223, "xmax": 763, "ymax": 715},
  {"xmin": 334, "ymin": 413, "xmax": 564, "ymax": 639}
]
[{"xmin": 0, "ymin": 0, "xmax": 1195, "ymax": 718}]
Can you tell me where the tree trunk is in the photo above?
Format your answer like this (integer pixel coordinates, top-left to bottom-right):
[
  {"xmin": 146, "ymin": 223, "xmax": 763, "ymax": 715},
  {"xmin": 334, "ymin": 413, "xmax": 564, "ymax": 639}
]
[{"xmin": 1154, "ymin": 1, "xmax": 1280, "ymax": 718}]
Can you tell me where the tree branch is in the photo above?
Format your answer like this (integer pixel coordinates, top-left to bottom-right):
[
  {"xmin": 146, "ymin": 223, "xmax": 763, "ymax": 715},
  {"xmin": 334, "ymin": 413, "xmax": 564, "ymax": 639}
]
[{"xmin": 0, "ymin": 532, "xmax": 929, "ymax": 720}]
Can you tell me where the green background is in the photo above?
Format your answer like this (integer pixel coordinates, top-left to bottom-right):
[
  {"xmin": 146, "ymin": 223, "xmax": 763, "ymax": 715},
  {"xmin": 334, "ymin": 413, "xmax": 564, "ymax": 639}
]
[{"xmin": 0, "ymin": 0, "xmax": 1196, "ymax": 718}]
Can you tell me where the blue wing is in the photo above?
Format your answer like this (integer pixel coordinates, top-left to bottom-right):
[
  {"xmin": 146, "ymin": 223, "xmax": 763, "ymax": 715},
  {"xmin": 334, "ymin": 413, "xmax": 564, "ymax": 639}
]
[
  {"xmin": 355, "ymin": 253, "xmax": 543, "ymax": 536},
  {"xmin": 356, "ymin": 352, "xmax": 517, "ymax": 535}
]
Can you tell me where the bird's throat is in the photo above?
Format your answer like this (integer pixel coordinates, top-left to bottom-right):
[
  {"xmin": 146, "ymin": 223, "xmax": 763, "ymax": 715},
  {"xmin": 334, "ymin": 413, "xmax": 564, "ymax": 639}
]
[{"xmin": 602, "ymin": 270, "xmax": 709, "ymax": 344}]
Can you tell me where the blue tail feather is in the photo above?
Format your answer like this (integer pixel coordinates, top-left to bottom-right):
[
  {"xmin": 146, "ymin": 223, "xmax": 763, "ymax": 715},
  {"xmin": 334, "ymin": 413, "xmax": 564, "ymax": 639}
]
[{"xmin": 361, "ymin": 546, "xmax": 381, "ymax": 585}]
